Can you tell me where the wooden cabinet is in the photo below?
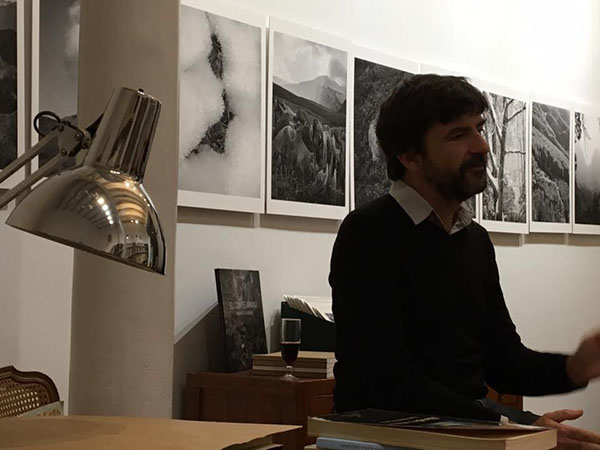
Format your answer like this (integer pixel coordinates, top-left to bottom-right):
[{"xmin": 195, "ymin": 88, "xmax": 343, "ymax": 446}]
[
  {"xmin": 184, "ymin": 371, "xmax": 335, "ymax": 450},
  {"xmin": 183, "ymin": 372, "xmax": 523, "ymax": 450}
]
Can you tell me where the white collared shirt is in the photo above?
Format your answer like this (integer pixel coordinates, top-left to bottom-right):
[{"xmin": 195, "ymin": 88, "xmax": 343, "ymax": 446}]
[{"xmin": 388, "ymin": 179, "xmax": 473, "ymax": 235}]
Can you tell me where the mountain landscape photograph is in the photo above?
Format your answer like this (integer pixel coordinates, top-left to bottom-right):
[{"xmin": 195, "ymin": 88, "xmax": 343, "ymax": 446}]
[
  {"xmin": 270, "ymin": 31, "xmax": 347, "ymax": 206},
  {"xmin": 531, "ymin": 102, "xmax": 571, "ymax": 223}
]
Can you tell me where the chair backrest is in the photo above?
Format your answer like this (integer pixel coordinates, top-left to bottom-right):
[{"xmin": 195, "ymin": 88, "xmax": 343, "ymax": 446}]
[{"xmin": 0, "ymin": 366, "xmax": 60, "ymax": 418}]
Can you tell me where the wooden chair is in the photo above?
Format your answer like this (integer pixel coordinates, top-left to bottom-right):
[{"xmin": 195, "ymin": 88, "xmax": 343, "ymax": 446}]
[{"xmin": 0, "ymin": 366, "xmax": 60, "ymax": 418}]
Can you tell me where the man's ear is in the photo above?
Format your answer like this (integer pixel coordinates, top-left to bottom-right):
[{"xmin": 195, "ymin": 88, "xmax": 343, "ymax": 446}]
[{"xmin": 397, "ymin": 149, "xmax": 422, "ymax": 173}]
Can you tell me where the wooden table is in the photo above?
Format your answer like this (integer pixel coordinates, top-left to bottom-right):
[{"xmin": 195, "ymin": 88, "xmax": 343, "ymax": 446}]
[
  {"xmin": 0, "ymin": 415, "xmax": 299, "ymax": 449},
  {"xmin": 184, "ymin": 371, "xmax": 335, "ymax": 450}
]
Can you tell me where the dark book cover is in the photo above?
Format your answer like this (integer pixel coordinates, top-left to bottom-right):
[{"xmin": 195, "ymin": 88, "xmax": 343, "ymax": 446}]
[
  {"xmin": 215, "ymin": 268, "xmax": 268, "ymax": 372},
  {"xmin": 317, "ymin": 408, "xmax": 544, "ymax": 431}
]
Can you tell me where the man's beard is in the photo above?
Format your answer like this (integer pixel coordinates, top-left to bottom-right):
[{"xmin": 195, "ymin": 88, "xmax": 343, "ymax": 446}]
[{"xmin": 422, "ymin": 154, "xmax": 488, "ymax": 202}]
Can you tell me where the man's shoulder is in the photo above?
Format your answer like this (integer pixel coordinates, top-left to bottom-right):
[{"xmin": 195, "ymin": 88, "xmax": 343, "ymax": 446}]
[
  {"xmin": 345, "ymin": 194, "xmax": 412, "ymax": 226},
  {"xmin": 464, "ymin": 219, "xmax": 494, "ymax": 248},
  {"xmin": 466, "ymin": 219, "xmax": 487, "ymax": 234}
]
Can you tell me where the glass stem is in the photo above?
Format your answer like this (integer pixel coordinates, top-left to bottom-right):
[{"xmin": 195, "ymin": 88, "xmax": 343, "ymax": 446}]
[{"xmin": 286, "ymin": 365, "xmax": 293, "ymax": 377}]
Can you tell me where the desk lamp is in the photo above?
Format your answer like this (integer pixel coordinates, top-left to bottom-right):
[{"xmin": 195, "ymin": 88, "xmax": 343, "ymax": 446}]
[{"xmin": 0, "ymin": 87, "xmax": 166, "ymax": 274}]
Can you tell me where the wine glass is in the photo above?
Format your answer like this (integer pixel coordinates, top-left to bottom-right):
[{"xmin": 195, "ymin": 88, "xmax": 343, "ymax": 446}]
[{"xmin": 280, "ymin": 318, "xmax": 301, "ymax": 379}]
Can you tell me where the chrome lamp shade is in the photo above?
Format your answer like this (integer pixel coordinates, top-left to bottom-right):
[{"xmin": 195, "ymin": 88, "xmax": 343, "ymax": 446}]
[{"xmin": 5, "ymin": 87, "xmax": 166, "ymax": 274}]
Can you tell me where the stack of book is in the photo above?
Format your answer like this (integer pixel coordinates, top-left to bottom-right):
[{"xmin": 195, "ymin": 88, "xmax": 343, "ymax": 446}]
[
  {"xmin": 307, "ymin": 409, "xmax": 557, "ymax": 450},
  {"xmin": 252, "ymin": 351, "xmax": 335, "ymax": 378}
]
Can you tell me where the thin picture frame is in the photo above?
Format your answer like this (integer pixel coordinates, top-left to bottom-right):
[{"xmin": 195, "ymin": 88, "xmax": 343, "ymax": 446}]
[
  {"xmin": 419, "ymin": 63, "xmax": 481, "ymax": 223},
  {"xmin": 30, "ymin": 0, "xmax": 41, "ymax": 171},
  {"xmin": 350, "ymin": 45, "xmax": 419, "ymax": 211},
  {"xmin": 266, "ymin": 17, "xmax": 350, "ymax": 220},
  {"xmin": 177, "ymin": 0, "xmax": 267, "ymax": 214},
  {"xmin": 0, "ymin": 0, "xmax": 24, "ymax": 189},
  {"xmin": 571, "ymin": 104, "xmax": 600, "ymax": 235},
  {"xmin": 473, "ymin": 80, "xmax": 530, "ymax": 234},
  {"xmin": 529, "ymin": 94, "xmax": 573, "ymax": 234}
]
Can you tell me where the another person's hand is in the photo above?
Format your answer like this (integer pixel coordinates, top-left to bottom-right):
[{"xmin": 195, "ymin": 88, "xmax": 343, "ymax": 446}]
[
  {"xmin": 533, "ymin": 409, "xmax": 600, "ymax": 449},
  {"xmin": 567, "ymin": 329, "xmax": 600, "ymax": 387}
]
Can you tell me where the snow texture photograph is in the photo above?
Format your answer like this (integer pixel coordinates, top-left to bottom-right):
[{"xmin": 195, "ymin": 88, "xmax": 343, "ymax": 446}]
[
  {"xmin": 531, "ymin": 102, "xmax": 571, "ymax": 224},
  {"xmin": 482, "ymin": 92, "xmax": 527, "ymax": 224},
  {"xmin": 36, "ymin": 0, "xmax": 79, "ymax": 170},
  {"xmin": 574, "ymin": 112, "xmax": 600, "ymax": 226},
  {"xmin": 353, "ymin": 58, "xmax": 412, "ymax": 208},
  {"xmin": 0, "ymin": 0, "xmax": 17, "ymax": 171},
  {"xmin": 179, "ymin": 5, "xmax": 262, "ymax": 201},
  {"xmin": 271, "ymin": 31, "xmax": 347, "ymax": 206}
]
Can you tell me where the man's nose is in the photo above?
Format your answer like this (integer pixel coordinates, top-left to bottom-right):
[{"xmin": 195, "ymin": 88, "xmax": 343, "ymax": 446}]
[{"xmin": 471, "ymin": 132, "xmax": 490, "ymax": 155}]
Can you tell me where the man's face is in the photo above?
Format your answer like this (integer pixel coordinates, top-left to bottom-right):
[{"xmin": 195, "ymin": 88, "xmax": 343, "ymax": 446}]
[{"xmin": 417, "ymin": 114, "xmax": 489, "ymax": 202}]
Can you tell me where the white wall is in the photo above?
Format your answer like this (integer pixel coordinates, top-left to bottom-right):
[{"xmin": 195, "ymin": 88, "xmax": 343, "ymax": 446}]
[
  {"xmin": 0, "ymin": 210, "xmax": 73, "ymax": 410},
  {"xmin": 495, "ymin": 233, "xmax": 600, "ymax": 429},
  {"xmin": 174, "ymin": 0, "xmax": 600, "ymax": 430},
  {"xmin": 175, "ymin": 214, "xmax": 337, "ymax": 346}
]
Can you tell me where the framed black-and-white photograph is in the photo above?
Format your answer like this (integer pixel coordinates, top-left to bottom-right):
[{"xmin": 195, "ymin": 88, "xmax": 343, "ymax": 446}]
[
  {"xmin": 351, "ymin": 47, "xmax": 417, "ymax": 210},
  {"xmin": 0, "ymin": 0, "xmax": 24, "ymax": 188},
  {"xmin": 178, "ymin": 0, "xmax": 266, "ymax": 213},
  {"xmin": 529, "ymin": 95, "xmax": 572, "ymax": 233},
  {"xmin": 573, "ymin": 107, "xmax": 600, "ymax": 234},
  {"xmin": 477, "ymin": 82, "xmax": 529, "ymax": 234},
  {"xmin": 31, "ymin": 0, "xmax": 79, "ymax": 173},
  {"xmin": 267, "ymin": 18, "xmax": 350, "ymax": 219},
  {"xmin": 420, "ymin": 64, "xmax": 480, "ymax": 222}
]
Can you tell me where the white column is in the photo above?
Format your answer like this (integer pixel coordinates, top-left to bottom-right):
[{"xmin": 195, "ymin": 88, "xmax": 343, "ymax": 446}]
[{"xmin": 69, "ymin": 0, "xmax": 179, "ymax": 417}]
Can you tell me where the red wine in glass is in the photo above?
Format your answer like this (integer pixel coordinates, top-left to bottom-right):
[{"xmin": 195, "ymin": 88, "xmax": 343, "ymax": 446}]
[
  {"xmin": 280, "ymin": 318, "xmax": 301, "ymax": 379},
  {"xmin": 281, "ymin": 342, "xmax": 300, "ymax": 366}
]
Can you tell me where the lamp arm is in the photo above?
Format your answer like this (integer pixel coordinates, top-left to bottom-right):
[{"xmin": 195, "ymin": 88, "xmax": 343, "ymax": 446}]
[{"xmin": 0, "ymin": 122, "xmax": 92, "ymax": 209}]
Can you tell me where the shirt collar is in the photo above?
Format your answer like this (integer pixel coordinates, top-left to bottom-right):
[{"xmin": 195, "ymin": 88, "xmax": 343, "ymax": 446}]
[{"xmin": 388, "ymin": 179, "xmax": 473, "ymax": 234}]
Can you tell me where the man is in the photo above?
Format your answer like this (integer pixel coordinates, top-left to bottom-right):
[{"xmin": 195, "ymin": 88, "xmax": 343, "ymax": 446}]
[{"xmin": 329, "ymin": 74, "xmax": 600, "ymax": 447}]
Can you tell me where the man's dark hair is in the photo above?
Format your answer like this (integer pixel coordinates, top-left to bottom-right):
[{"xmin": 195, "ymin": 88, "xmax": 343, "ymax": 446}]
[{"xmin": 375, "ymin": 74, "xmax": 488, "ymax": 180}]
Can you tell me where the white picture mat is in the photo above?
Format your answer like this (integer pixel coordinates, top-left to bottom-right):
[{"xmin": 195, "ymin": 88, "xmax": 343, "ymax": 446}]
[
  {"xmin": 475, "ymin": 80, "xmax": 530, "ymax": 235},
  {"xmin": 348, "ymin": 50, "xmax": 355, "ymax": 213},
  {"xmin": 266, "ymin": 17, "xmax": 350, "ymax": 219},
  {"xmin": 178, "ymin": 190, "xmax": 264, "ymax": 214},
  {"xmin": 1, "ymin": 0, "xmax": 24, "ymax": 189},
  {"xmin": 572, "ymin": 104, "xmax": 600, "ymax": 235},
  {"xmin": 177, "ymin": 0, "xmax": 267, "ymax": 213},
  {"xmin": 529, "ymin": 93, "xmax": 573, "ymax": 234},
  {"xmin": 572, "ymin": 223, "xmax": 600, "ymax": 235},
  {"xmin": 350, "ymin": 45, "xmax": 419, "ymax": 211}
]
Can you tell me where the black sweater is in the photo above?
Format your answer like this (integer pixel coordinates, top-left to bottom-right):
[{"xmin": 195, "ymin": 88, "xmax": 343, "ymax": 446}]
[{"xmin": 329, "ymin": 195, "xmax": 579, "ymax": 421}]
